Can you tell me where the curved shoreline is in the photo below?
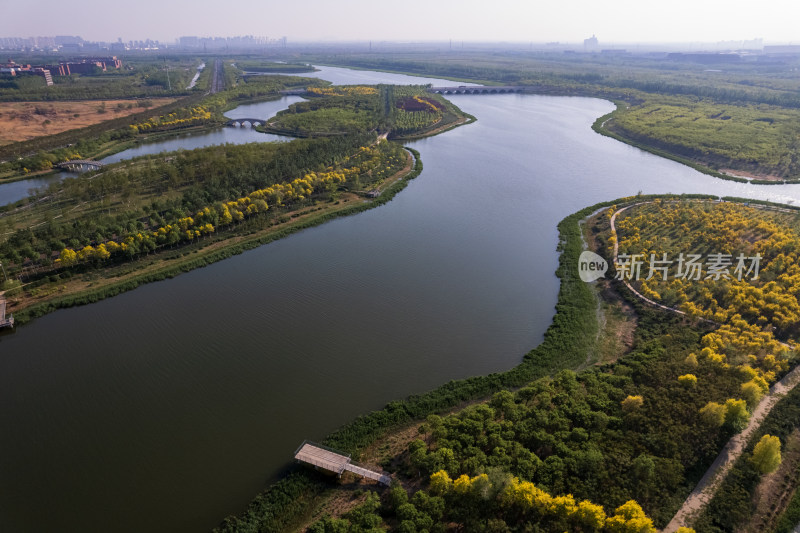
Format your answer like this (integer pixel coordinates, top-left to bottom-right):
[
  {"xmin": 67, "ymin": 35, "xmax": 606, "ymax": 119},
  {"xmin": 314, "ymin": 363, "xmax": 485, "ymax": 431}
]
[
  {"xmin": 9, "ymin": 146, "xmax": 424, "ymax": 326},
  {"xmin": 326, "ymin": 62, "xmax": 795, "ymax": 186},
  {"xmin": 591, "ymin": 102, "xmax": 798, "ymax": 186},
  {"xmin": 215, "ymin": 195, "xmax": 617, "ymax": 531},
  {"xmin": 217, "ymin": 192, "xmax": 800, "ymax": 532}
]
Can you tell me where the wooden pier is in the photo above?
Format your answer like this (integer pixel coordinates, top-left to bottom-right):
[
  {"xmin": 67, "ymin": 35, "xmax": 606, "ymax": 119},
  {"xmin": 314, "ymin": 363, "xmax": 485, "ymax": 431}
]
[
  {"xmin": 0, "ymin": 296, "xmax": 13, "ymax": 329},
  {"xmin": 294, "ymin": 441, "xmax": 391, "ymax": 486}
]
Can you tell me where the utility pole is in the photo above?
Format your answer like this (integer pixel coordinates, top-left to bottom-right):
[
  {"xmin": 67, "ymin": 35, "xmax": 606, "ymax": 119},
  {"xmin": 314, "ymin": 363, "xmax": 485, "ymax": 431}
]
[{"xmin": 164, "ymin": 56, "xmax": 172, "ymax": 91}]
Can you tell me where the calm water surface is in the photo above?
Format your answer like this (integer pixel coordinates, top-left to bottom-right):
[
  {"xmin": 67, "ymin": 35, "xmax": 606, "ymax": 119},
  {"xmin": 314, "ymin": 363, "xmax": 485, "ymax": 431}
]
[{"xmin": 2, "ymin": 70, "xmax": 800, "ymax": 533}]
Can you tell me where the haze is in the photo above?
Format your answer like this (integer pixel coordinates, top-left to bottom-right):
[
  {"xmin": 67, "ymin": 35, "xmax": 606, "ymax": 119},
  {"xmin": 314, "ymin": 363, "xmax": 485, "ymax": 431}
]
[{"xmin": 5, "ymin": 0, "xmax": 798, "ymax": 44}]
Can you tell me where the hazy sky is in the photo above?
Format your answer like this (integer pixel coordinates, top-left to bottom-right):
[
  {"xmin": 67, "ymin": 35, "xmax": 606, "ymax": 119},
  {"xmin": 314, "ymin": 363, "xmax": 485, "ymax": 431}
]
[{"xmin": 6, "ymin": 0, "xmax": 798, "ymax": 44}]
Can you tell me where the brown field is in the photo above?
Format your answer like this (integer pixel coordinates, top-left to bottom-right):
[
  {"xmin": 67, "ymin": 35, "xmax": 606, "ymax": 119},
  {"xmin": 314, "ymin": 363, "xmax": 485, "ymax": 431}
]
[{"xmin": 0, "ymin": 98, "xmax": 177, "ymax": 145}]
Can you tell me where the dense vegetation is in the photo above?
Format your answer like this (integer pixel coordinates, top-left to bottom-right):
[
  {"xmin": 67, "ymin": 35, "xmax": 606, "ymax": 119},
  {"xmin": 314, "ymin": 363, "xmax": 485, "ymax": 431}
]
[
  {"xmin": 212, "ymin": 194, "xmax": 698, "ymax": 532},
  {"xmin": 692, "ymin": 384, "xmax": 800, "ymax": 532},
  {"xmin": 266, "ymin": 85, "xmax": 465, "ymax": 138},
  {"xmin": 0, "ymin": 134, "xmax": 408, "ymax": 276},
  {"xmin": 609, "ymin": 97, "xmax": 800, "ymax": 178},
  {"xmin": 269, "ymin": 86, "xmax": 381, "ymax": 135},
  {"xmin": 217, "ymin": 196, "xmax": 800, "ymax": 532}
]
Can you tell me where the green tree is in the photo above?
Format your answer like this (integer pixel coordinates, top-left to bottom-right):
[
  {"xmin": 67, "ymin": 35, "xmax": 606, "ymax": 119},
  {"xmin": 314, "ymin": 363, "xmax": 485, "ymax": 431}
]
[
  {"xmin": 750, "ymin": 434, "xmax": 781, "ymax": 474},
  {"xmin": 699, "ymin": 401, "xmax": 725, "ymax": 427},
  {"xmin": 741, "ymin": 380, "xmax": 764, "ymax": 409},
  {"xmin": 621, "ymin": 395, "xmax": 644, "ymax": 412},
  {"xmin": 724, "ymin": 399, "xmax": 750, "ymax": 431}
]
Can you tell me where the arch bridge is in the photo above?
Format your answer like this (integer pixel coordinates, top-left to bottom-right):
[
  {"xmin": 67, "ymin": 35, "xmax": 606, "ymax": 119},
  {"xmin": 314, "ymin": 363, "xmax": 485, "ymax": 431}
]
[
  {"xmin": 427, "ymin": 86, "xmax": 525, "ymax": 95},
  {"xmin": 225, "ymin": 118, "xmax": 264, "ymax": 128},
  {"xmin": 56, "ymin": 160, "xmax": 104, "ymax": 172}
]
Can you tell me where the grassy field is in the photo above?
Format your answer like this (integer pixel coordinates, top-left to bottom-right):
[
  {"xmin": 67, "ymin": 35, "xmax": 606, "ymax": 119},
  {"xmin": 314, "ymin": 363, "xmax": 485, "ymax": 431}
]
[
  {"xmin": 0, "ymin": 98, "xmax": 177, "ymax": 145},
  {"xmin": 608, "ymin": 97, "xmax": 800, "ymax": 180}
]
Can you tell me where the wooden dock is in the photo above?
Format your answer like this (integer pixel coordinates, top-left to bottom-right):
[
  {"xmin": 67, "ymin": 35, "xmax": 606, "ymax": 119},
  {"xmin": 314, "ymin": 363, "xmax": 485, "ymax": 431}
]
[
  {"xmin": 294, "ymin": 441, "xmax": 391, "ymax": 486},
  {"xmin": 0, "ymin": 296, "xmax": 13, "ymax": 329}
]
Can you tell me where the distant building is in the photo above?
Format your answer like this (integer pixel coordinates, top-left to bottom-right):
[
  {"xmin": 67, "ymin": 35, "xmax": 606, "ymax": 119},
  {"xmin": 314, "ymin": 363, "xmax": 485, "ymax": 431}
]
[
  {"xmin": 55, "ymin": 35, "xmax": 83, "ymax": 45},
  {"xmin": 0, "ymin": 61, "xmax": 53, "ymax": 85},
  {"xmin": 666, "ymin": 52, "xmax": 741, "ymax": 64},
  {"xmin": 764, "ymin": 45, "xmax": 800, "ymax": 56},
  {"xmin": 584, "ymin": 34, "xmax": 599, "ymax": 51},
  {"xmin": 179, "ymin": 36, "xmax": 199, "ymax": 48},
  {"xmin": 1, "ymin": 56, "xmax": 121, "ymax": 79}
]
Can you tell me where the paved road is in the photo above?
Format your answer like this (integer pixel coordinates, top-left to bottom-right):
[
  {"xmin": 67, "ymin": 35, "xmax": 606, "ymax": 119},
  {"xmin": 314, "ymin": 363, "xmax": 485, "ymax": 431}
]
[{"xmin": 209, "ymin": 59, "xmax": 224, "ymax": 94}]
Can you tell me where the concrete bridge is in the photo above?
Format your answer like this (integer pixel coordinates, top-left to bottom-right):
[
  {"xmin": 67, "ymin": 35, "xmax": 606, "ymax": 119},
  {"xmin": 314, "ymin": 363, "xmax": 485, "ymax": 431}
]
[
  {"xmin": 56, "ymin": 160, "xmax": 104, "ymax": 172},
  {"xmin": 280, "ymin": 89, "xmax": 308, "ymax": 96},
  {"xmin": 225, "ymin": 118, "xmax": 264, "ymax": 128},
  {"xmin": 428, "ymin": 86, "xmax": 526, "ymax": 95}
]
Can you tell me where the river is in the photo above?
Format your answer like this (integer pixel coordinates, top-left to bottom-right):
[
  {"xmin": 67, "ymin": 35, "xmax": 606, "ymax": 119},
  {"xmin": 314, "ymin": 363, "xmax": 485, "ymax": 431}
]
[{"xmin": 2, "ymin": 67, "xmax": 800, "ymax": 533}]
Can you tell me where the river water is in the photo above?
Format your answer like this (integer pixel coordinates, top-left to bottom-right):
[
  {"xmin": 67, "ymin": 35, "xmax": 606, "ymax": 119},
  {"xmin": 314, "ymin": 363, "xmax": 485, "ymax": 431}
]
[{"xmin": 2, "ymin": 67, "xmax": 800, "ymax": 533}]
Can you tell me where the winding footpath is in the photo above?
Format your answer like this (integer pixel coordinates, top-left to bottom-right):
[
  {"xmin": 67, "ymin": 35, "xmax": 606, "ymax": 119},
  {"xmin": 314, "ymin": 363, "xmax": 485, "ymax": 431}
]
[
  {"xmin": 607, "ymin": 202, "xmax": 800, "ymax": 532},
  {"xmin": 663, "ymin": 363, "xmax": 800, "ymax": 532}
]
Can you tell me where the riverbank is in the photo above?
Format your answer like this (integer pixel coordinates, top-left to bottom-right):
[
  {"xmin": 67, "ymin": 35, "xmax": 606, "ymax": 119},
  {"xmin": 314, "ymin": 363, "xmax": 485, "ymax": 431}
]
[
  {"xmin": 318, "ymin": 59, "xmax": 799, "ymax": 185},
  {"xmin": 7, "ymin": 146, "xmax": 421, "ymax": 325},
  {"xmin": 592, "ymin": 102, "xmax": 799, "ymax": 186},
  {"xmin": 214, "ymin": 194, "xmax": 631, "ymax": 531},
  {"xmin": 389, "ymin": 111, "xmax": 477, "ymax": 141},
  {"xmin": 8, "ymin": 63, "xmax": 800, "ymax": 533},
  {"xmin": 220, "ymin": 193, "xmax": 800, "ymax": 533}
]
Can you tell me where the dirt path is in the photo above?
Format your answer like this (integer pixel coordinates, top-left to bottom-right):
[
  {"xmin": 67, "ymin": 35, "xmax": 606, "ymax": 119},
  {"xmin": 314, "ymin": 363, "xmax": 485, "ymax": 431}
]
[
  {"xmin": 607, "ymin": 200, "xmax": 800, "ymax": 531},
  {"xmin": 663, "ymin": 364, "xmax": 800, "ymax": 532}
]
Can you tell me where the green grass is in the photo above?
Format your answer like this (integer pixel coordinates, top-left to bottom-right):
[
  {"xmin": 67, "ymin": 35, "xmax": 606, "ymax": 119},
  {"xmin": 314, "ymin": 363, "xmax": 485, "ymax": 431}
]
[{"xmin": 609, "ymin": 96, "xmax": 800, "ymax": 179}]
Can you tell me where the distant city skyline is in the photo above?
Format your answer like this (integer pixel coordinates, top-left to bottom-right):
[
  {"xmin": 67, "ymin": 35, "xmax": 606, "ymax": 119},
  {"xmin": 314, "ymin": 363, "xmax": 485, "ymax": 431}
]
[{"xmin": 6, "ymin": 0, "xmax": 799, "ymax": 44}]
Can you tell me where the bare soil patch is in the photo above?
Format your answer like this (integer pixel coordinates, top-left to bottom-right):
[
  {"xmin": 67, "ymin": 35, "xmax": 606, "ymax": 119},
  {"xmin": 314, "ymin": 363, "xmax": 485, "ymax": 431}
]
[
  {"xmin": 720, "ymin": 168, "xmax": 785, "ymax": 182},
  {"xmin": 0, "ymin": 99, "xmax": 176, "ymax": 145}
]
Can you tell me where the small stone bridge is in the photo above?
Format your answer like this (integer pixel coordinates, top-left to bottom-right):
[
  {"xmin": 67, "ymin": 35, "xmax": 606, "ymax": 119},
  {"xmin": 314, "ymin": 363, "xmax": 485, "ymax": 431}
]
[
  {"xmin": 56, "ymin": 160, "xmax": 104, "ymax": 172},
  {"xmin": 428, "ymin": 86, "xmax": 525, "ymax": 94},
  {"xmin": 225, "ymin": 118, "xmax": 265, "ymax": 127}
]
